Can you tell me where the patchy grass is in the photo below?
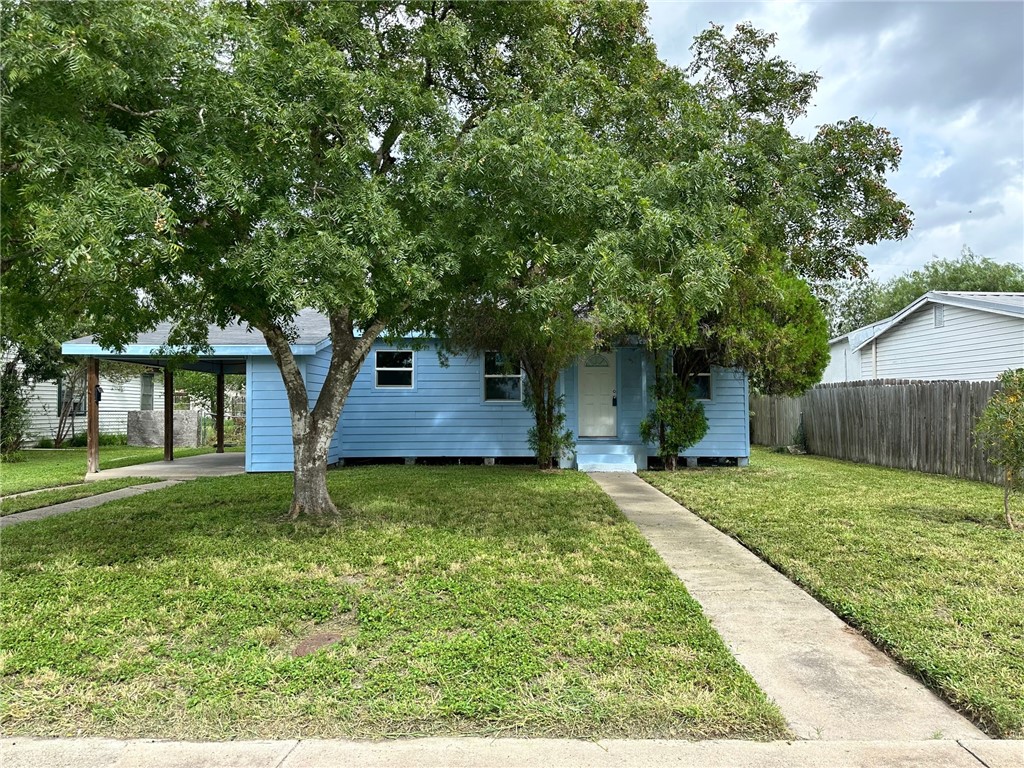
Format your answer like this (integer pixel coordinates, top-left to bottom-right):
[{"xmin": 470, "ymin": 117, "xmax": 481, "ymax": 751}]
[
  {"xmin": 0, "ymin": 446, "xmax": 239, "ymax": 496},
  {"xmin": 0, "ymin": 466, "xmax": 787, "ymax": 741},
  {"xmin": 643, "ymin": 448, "xmax": 1024, "ymax": 738},
  {"xmin": 0, "ymin": 478, "xmax": 162, "ymax": 517}
]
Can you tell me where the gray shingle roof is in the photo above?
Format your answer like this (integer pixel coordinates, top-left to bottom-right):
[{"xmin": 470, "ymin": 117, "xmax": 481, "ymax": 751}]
[{"xmin": 67, "ymin": 308, "xmax": 331, "ymax": 348}]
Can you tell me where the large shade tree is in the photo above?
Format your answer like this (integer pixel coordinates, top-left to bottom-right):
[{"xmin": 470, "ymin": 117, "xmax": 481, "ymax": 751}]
[
  {"xmin": 431, "ymin": 26, "xmax": 745, "ymax": 466},
  {"xmin": 646, "ymin": 23, "xmax": 913, "ymax": 399},
  {"xmin": 5, "ymin": 1, "xmax": 722, "ymax": 513}
]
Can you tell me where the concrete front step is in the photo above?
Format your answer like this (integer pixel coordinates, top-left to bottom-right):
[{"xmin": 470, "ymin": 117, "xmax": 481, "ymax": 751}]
[
  {"xmin": 576, "ymin": 454, "xmax": 638, "ymax": 473},
  {"xmin": 575, "ymin": 442, "xmax": 642, "ymax": 455}
]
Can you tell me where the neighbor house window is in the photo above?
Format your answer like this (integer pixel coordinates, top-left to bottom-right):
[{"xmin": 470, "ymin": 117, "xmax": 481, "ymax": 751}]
[
  {"xmin": 57, "ymin": 379, "xmax": 86, "ymax": 417},
  {"xmin": 484, "ymin": 352, "xmax": 522, "ymax": 402},
  {"xmin": 140, "ymin": 373, "xmax": 154, "ymax": 411},
  {"xmin": 375, "ymin": 350, "xmax": 414, "ymax": 388}
]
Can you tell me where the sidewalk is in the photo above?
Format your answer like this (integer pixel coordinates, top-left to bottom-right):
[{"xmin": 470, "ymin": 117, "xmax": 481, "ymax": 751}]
[
  {"xmin": 3, "ymin": 736, "xmax": 1022, "ymax": 768},
  {"xmin": 588, "ymin": 473, "xmax": 986, "ymax": 742},
  {"xmin": 0, "ymin": 481, "xmax": 180, "ymax": 528}
]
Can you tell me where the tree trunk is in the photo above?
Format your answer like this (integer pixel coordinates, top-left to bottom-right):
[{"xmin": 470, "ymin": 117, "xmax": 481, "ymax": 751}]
[
  {"xmin": 289, "ymin": 417, "xmax": 336, "ymax": 519},
  {"xmin": 526, "ymin": 369, "xmax": 558, "ymax": 470},
  {"xmin": 1006, "ymin": 469, "xmax": 1017, "ymax": 531},
  {"xmin": 259, "ymin": 311, "xmax": 386, "ymax": 519}
]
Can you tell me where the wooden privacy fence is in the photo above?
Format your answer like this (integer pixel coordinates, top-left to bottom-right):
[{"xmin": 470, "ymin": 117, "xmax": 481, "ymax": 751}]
[{"xmin": 750, "ymin": 379, "xmax": 1001, "ymax": 484}]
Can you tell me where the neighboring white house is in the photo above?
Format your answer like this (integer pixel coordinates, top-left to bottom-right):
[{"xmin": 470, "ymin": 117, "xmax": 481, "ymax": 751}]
[
  {"xmin": 21, "ymin": 369, "xmax": 165, "ymax": 443},
  {"xmin": 822, "ymin": 291, "xmax": 1024, "ymax": 383}
]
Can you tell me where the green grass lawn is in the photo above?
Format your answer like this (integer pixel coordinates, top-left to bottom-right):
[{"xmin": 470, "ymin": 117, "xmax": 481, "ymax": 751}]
[
  {"xmin": 643, "ymin": 448, "xmax": 1024, "ymax": 738},
  {"xmin": 0, "ymin": 478, "xmax": 162, "ymax": 517},
  {"xmin": 0, "ymin": 446, "xmax": 237, "ymax": 496},
  {"xmin": 0, "ymin": 466, "xmax": 786, "ymax": 740}
]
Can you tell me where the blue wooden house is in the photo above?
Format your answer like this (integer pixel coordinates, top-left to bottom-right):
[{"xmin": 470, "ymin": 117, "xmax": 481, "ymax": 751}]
[{"xmin": 63, "ymin": 310, "xmax": 751, "ymax": 472}]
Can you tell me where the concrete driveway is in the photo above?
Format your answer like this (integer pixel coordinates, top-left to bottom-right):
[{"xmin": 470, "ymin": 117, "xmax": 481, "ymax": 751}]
[{"xmin": 85, "ymin": 451, "xmax": 245, "ymax": 482}]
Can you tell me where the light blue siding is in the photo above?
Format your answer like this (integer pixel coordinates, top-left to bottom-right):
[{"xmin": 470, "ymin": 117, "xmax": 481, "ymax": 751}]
[
  {"xmin": 563, "ymin": 349, "xmax": 748, "ymax": 460},
  {"xmin": 245, "ymin": 342, "xmax": 750, "ymax": 472},
  {"xmin": 247, "ymin": 356, "xmax": 297, "ymax": 472},
  {"xmin": 338, "ymin": 341, "xmax": 535, "ymax": 458},
  {"xmin": 680, "ymin": 366, "xmax": 749, "ymax": 459},
  {"xmin": 306, "ymin": 347, "xmax": 343, "ymax": 464}
]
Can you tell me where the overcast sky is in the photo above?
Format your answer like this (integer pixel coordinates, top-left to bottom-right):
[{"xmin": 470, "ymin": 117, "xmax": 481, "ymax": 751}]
[{"xmin": 646, "ymin": 0, "xmax": 1024, "ymax": 281}]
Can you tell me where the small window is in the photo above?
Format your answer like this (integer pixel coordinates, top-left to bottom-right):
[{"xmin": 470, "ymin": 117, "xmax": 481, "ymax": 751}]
[
  {"xmin": 484, "ymin": 352, "xmax": 522, "ymax": 402},
  {"xmin": 691, "ymin": 370, "xmax": 712, "ymax": 401},
  {"xmin": 375, "ymin": 350, "xmax": 413, "ymax": 388},
  {"xmin": 140, "ymin": 374, "xmax": 154, "ymax": 411},
  {"xmin": 934, "ymin": 305, "xmax": 944, "ymax": 328},
  {"xmin": 57, "ymin": 379, "xmax": 86, "ymax": 417}
]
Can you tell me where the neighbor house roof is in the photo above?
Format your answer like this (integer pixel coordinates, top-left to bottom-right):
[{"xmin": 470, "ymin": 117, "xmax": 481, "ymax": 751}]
[{"xmin": 847, "ymin": 291, "xmax": 1024, "ymax": 353}]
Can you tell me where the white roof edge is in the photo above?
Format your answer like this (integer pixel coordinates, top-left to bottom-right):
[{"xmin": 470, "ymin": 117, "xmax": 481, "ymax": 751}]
[{"xmin": 850, "ymin": 291, "xmax": 1024, "ymax": 353}]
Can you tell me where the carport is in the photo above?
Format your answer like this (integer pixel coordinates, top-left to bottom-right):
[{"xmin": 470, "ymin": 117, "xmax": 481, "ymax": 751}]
[{"xmin": 61, "ymin": 324, "xmax": 249, "ymax": 474}]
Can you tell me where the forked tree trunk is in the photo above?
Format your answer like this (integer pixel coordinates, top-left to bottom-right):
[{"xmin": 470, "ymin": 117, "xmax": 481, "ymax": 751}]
[{"xmin": 259, "ymin": 311, "xmax": 385, "ymax": 520}]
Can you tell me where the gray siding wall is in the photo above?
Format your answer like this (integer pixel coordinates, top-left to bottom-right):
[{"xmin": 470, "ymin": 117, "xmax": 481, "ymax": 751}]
[
  {"xmin": 821, "ymin": 339, "xmax": 863, "ymax": 383},
  {"xmin": 862, "ymin": 305, "xmax": 1024, "ymax": 381}
]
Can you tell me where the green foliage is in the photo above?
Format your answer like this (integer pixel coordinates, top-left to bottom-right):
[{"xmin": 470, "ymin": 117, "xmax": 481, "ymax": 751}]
[
  {"xmin": 644, "ymin": 448, "xmax": 1024, "ymax": 736},
  {"xmin": 713, "ymin": 264, "xmax": 831, "ymax": 395},
  {"xmin": 525, "ymin": 393, "xmax": 575, "ymax": 468},
  {"xmin": 3, "ymin": 6, "xmax": 912, "ymax": 510},
  {"xmin": 65, "ymin": 432, "xmax": 128, "ymax": 448},
  {"xmin": 641, "ymin": 391, "xmax": 709, "ymax": 469},
  {"xmin": 975, "ymin": 368, "xmax": 1024, "ymax": 530},
  {"xmin": 827, "ymin": 247, "xmax": 1024, "ymax": 335},
  {"xmin": 174, "ymin": 370, "xmax": 245, "ymax": 413},
  {"xmin": 0, "ymin": 364, "xmax": 30, "ymax": 457}
]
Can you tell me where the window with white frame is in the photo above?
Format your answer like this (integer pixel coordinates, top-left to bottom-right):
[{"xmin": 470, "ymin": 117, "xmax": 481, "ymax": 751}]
[
  {"xmin": 375, "ymin": 350, "xmax": 414, "ymax": 388},
  {"xmin": 483, "ymin": 352, "xmax": 522, "ymax": 402}
]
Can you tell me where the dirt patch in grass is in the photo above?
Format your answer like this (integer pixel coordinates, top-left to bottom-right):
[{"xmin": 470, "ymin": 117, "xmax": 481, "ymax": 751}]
[{"xmin": 1, "ymin": 467, "xmax": 786, "ymax": 741}]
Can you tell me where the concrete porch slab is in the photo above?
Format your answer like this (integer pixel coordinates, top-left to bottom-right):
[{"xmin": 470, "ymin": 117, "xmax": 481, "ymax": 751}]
[{"xmin": 85, "ymin": 451, "xmax": 245, "ymax": 482}]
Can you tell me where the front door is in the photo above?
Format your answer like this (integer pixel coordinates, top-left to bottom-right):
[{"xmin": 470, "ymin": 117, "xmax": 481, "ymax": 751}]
[{"xmin": 579, "ymin": 352, "xmax": 616, "ymax": 437}]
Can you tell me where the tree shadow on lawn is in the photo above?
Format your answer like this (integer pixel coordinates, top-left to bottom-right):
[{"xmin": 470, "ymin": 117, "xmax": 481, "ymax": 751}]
[
  {"xmin": 1, "ymin": 466, "xmax": 617, "ymax": 569},
  {"xmin": 894, "ymin": 504, "xmax": 1010, "ymax": 530}
]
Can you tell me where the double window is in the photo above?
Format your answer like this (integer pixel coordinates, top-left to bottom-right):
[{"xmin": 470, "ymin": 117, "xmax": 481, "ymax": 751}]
[
  {"xmin": 375, "ymin": 350, "xmax": 414, "ymax": 388},
  {"xmin": 484, "ymin": 352, "xmax": 522, "ymax": 402}
]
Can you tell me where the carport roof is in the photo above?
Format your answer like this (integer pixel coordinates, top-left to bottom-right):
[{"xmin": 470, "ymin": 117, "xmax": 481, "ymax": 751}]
[{"xmin": 61, "ymin": 309, "xmax": 331, "ymax": 373}]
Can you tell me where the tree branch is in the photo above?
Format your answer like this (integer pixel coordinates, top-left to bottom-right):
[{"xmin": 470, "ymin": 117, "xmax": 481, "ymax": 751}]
[{"xmin": 107, "ymin": 102, "xmax": 162, "ymax": 118}]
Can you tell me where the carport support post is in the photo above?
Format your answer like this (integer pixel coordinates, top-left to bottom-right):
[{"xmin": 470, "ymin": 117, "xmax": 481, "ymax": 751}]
[
  {"xmin": 215, "ymin": 365, "xmax": 225, "ymax": 454},
  {"xmin": 86, "ymin": 357, "xmax": 100, "ymax": 474},
  {"xmin": 163, "ymin": 366, "xmax": 174, "ymax": 462}
]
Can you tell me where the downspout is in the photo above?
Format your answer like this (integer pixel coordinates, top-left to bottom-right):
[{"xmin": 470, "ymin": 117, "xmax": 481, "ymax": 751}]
[{"xmin": 872, "ymin": 339, "xmax": 878, "ymax": 379}]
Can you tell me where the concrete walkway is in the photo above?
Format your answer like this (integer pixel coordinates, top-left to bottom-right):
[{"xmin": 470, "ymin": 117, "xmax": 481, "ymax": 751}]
[
  {"xmin": 0, "ymin": 481, "xmax": 180, "ymax": 528},
  {"xmin": 85, "ymin": 451, "xmax": 245, "ymax": 482},
  {"xmin": 3, "ymin": 737, "xmax": 1022, "ymax": 768},
  {"xmin": 588, "ymin": 473, "xmax": 987, "ymax": 742}
]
